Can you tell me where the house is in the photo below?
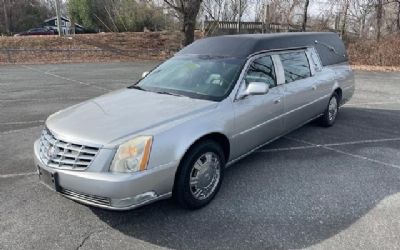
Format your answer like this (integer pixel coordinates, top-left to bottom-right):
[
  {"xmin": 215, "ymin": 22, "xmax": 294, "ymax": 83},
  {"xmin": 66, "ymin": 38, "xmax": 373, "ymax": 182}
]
[{"xmin": 43, "ymin": 16, "xmax": 85, "ymax": 35}]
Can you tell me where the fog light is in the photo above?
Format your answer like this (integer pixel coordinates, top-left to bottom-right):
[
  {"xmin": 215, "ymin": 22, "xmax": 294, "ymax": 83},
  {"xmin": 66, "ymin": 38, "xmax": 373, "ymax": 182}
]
[{"xmin": 111, "ymin": 191, "xmax": 157, "ymax": 208}]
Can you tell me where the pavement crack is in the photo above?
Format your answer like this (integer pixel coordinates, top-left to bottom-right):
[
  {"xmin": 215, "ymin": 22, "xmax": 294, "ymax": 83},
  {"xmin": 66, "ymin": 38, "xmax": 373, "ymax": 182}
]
[{"xmin": 75, "ymin": 228, "xmax": 105, "ymax": 250}]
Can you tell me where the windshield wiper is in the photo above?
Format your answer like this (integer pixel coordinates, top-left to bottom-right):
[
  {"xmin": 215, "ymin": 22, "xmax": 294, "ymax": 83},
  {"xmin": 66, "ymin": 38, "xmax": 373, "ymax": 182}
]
[
  {"xmin": 130, "ymin": 85, "xmax": 185, "ymax": 97},
  {"xmin": 154, "ymin": 91, "xmax": 184, "ymax": 97},
  {"xmin": 129, "ymin": 85, "xmax": 148, "ymax": 91}
]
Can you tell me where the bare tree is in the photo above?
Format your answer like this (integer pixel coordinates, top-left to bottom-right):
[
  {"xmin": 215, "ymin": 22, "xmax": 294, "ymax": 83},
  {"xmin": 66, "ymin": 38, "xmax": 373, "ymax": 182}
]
[
  {"xmin": 347, "ymin": 0, "xmax": 375, "ymax": 37},
  {"xmin": 164, "ymin": 0, "xmax": 202, "ymax": 46},
  {"xmin": 389, "ymin": 0, "xmax": 400, "ymax": 32},
  {"xmin": 0, "ymin": 0, "xmax": 52, "ymax": 34},
  {"xmin": 302, "ymin": 0, "xmax": 310, "ymax": 31},
  {"xmin": 376, "ymin": 0, "xmax": 383, "ymax": 41},
  {"xmin": 267, "ymin": 0, "xmax": 303, "ymax": 25},
  {"xmin": 2, "ymin": 0, "xmax": 9, "ymax": 33},
  {"xmin": 202, "ymin": 0, "xmax": 225, "ymax": 20},
  {"xmin": 341, "ymin": 0, "xmax": 350, "ymax": 38}
]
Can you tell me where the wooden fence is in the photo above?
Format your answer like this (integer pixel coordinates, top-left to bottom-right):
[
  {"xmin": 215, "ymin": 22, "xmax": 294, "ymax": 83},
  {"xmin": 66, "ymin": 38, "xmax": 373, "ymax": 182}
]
[{"xmin": 203, "ymin": 20, "xmax": 338, "ymax": 36}]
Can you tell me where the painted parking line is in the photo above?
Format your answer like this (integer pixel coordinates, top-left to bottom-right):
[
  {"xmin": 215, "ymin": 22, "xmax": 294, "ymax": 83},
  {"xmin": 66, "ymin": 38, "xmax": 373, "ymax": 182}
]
[
  {"xmin": 0, "ymin": 172, "xmax": 37, "ymax": 178},
  {"xmin": 256, "ymin": 137, "xmax": 400, "ymax": 153},
  {"xmin": 0, "ymin": 125, "xmax": 43, "ymax": 136},
  {"xmin": 284, "ymin": 136, "xmax": 400, "ymax": 170},
  {"xmin": 21, "ymin": 65, "xmax": 110, "ymax": 92},
  {"xmin": 0, "ymin": 97, "xmax": 92, "ymax": 102},
  {"xmin": 323, "ymin": 138, "xmax": 400, "ymax": 146},
  {"xmin": 344, "ymin": 101, "xmax": 400, "ymax": 106},
  {"xmin": 256, "ymin": 145, "xmax": 317, "ymax": 153},
  {"xmin": 0, "ymin": 120, "xmax": 45, "ymax": 126}
]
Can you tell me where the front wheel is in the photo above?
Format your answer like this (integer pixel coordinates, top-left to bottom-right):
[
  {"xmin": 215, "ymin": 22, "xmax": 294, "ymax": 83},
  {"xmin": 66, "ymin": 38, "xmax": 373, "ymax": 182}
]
[
  {"xmin": 319, "ymin": 93, "xmax": 339, "ymax": 127},
  {"xmin": 173, "ymin": 140, "xmax": 225, "ymax": 209}
]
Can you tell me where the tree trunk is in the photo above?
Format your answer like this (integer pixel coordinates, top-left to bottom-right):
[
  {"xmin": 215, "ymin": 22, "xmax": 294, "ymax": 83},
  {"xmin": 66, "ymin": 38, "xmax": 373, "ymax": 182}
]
[
  {"xmin": 302, "ymin": 0, "xmax": 310, "ymax": 32},
  {"xmin": 180, "ymin": 0, "xmax": 202, "ymax": 46},
  {"xmin": 341, "ymin": 1, "xmax": 349, "ymax": 39},
  {"xmin": 2, "ymin": 0, "xmax": 9, "ymax": 33},
  {"xmin": 376, "ymin": 0, "xmax": 383, "ymax": 41},
  {"xmin": 359, "ymin": 15, "xmax": 365, "ymax": 38},
  {"xmin": 237, "ymin": 0, "xmax": 241, "ymax": 33},
  {"xmin": 182, "ymin": 13, "xmax": 196, "ymax": 46},
  {"xmin": 163, "ymin": 0, "xmax": 201, "ymax": 46},
  {"xmin": 397, "ymin": 1, "xmax": 400, "ymax": 32}
]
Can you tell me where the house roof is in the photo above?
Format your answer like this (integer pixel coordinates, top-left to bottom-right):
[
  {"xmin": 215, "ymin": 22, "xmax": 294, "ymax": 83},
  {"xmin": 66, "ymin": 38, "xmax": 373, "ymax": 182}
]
[
  {"xmin": 177, "ymin": 32, "xmax": 347, "ymax": 66},
  {"xmin": 44, "ymin": 16, "xmax": 69, "ymax": 23},
  {"xmin": 43, "ymin": 16, "xmax": 84, "ymax": 28}
]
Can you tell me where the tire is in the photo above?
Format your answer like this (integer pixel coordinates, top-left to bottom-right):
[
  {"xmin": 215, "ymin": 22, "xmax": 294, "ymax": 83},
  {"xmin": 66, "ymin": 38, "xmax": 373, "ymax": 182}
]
[
  {"xmin": 173, "ymin": 140, "xmax": 225, "ymax": 209},
  {"xmin": 319, "ymin": 93, "xmax": 339, "ymax": 127}
]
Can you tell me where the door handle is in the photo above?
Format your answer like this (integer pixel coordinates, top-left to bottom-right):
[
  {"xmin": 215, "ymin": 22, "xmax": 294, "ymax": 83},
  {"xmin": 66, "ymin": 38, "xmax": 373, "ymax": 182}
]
[
  {"xmin": 312, "ymin": 85, "xmax": 317, "ymax": 91},
  {"xmin": 274, "ymin": 99, "xmax": 281, "ymax": 104}
]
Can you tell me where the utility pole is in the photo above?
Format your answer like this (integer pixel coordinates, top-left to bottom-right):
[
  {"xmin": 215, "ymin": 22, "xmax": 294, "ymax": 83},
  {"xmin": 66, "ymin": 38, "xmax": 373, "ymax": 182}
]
[
  {"xmin": 55, "ymin": 0, "xmax": 63, "ymax": 36},
  {"xmin": 237, "ymin": 0, "xmax": 241, "ymax": 33}
]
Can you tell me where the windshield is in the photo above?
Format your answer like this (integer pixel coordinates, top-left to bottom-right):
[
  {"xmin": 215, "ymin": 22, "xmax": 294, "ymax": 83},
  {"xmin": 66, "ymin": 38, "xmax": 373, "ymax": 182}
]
[{"xmin": 135, "ymin": 55, "xmax": 244, "ymax": 101}]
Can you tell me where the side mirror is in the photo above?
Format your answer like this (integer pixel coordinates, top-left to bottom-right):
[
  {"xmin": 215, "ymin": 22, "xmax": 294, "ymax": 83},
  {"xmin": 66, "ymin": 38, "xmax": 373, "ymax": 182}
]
[
  {"xmin": 246, "ymin": 81, "xmax": 269, "ymax": 95},
  {"xmin": 246, "ymin": 82, "xmax": 269, "ymax": 95},
  {"xmin": 237, "ymin": 82, "xmax": 269, "ymax": 100},
  {"xmin": 141, "ymin": 71, "xmax": 149, "ymax": 78}
]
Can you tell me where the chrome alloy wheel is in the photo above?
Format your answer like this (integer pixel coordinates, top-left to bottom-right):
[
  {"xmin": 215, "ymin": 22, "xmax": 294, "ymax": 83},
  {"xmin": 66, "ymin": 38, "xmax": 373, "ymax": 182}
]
[
  {"xmin": 189, "ymin": 152, "xmax": 221, "ymax": 200},
  {"xmin": 328, "ymin": 97, "xmax": 338, "ymax": 121}
]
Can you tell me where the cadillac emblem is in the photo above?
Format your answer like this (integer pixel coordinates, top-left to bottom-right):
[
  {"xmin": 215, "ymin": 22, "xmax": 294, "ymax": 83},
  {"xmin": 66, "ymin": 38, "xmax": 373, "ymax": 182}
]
[{"xmin": 47, "ymin": 145, "xmax": 59, "ymax": 159}]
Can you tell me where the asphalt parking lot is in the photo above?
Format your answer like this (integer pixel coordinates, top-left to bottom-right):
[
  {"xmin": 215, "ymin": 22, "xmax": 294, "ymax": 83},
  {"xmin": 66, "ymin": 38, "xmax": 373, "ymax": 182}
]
[{"xmin": 1, "ymin": 62, "xmax": 400, "ymax": 250}]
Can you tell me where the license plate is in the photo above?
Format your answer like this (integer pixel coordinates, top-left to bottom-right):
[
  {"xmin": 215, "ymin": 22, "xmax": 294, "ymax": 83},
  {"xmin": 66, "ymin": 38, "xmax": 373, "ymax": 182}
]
[{"xmin": 38, "ymin": 166, "xmax": 59, "ymax": 191}]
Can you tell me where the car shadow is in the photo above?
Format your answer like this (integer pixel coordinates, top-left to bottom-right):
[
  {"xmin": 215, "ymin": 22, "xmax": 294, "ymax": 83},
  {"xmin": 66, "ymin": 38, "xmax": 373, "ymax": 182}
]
[{"xmin": 90, "ymin": 106, "xmax": 400, "ymax": 249}]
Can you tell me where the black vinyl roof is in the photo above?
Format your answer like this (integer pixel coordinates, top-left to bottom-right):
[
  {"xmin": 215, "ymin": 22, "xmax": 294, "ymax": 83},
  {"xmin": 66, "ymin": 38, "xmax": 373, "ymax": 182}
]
[{"xmin": 177, "ymin": 32, "xmax": 348, "ymax": 66}]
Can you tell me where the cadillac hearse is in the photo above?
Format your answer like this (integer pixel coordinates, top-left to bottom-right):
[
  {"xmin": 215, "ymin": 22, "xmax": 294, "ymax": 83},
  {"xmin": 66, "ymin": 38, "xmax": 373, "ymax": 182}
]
[{"xmin": 34, "ymin": 32, "xmax": 354, "ymax": 210}]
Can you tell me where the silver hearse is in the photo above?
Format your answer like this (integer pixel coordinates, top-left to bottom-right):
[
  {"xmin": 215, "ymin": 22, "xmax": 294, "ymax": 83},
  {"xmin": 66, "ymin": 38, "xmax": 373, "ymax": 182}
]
[{"xmin": 34, "ymin": 32, "xmax": 354, "ymax": 210}]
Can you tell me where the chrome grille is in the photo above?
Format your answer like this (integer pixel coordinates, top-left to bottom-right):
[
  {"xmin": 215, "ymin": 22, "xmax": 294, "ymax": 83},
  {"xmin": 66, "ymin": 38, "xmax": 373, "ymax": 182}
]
[
  {"xmin": 39, "ymin": 128, "xmax": 99, "ymax": 170},
  {"xmin": 61, "ymin": 188, "xmax": 111, "ymax": 206}
]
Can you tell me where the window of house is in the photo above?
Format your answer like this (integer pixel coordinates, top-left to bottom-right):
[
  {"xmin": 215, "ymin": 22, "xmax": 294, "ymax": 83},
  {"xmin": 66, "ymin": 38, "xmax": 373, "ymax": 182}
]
[{"xmin": 280, "ymin": 51, "xmax": 311, "ymax": 83}]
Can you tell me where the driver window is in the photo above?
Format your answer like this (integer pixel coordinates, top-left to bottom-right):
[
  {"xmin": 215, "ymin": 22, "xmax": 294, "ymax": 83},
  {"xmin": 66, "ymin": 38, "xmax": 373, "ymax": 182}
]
[{"xmin": 244, "ymin": 55, "xmax": 276, "ymax": 88}]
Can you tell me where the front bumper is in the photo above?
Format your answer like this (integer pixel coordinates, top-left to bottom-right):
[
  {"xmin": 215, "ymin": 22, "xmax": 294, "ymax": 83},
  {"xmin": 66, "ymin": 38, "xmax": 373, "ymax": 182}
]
[{"xmin": 34, "ymin": 140, "xmax": 177, "ymax": 210}]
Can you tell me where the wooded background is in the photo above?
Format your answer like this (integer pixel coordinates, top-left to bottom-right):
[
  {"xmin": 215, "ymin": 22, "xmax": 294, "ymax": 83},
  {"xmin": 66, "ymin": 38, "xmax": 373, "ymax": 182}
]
[
  {"xmin": 1, "ymin": 0, "xmax": 400, "ymax": 67},
  {"xmin": 1, "ymin": 1, "xmax": 400, "ymax": 40}
]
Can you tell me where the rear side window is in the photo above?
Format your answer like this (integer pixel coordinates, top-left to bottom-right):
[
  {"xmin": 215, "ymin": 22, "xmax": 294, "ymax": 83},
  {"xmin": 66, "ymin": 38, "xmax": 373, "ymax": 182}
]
[
  {"xmin": 244, "ymin": 55, "xmax": 276, "ymax": 88},
  {"xmin": 309, "ymin": 47, "xmax": 322, "ymax": 72},
  {"xmin": 280, "ymin": 51, "xmax": 311, "ymax": 83}
]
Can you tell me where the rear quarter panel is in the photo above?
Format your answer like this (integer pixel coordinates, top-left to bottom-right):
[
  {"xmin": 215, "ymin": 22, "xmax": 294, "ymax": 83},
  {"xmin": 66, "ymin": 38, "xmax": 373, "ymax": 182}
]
[{"xmin": 328, "ymin": 63, "xmax": 355, "ymax": 105}]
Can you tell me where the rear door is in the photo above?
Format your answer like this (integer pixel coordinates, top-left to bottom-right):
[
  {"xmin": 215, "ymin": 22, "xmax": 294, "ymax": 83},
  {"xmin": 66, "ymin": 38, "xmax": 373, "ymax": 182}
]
[
  {"xmin": 306, "ymin": 47, "xmax": 335, "ymax": 111},
  {"xmin": 277, "ymin": 50, "xmax": 319, "ymax": 131}
]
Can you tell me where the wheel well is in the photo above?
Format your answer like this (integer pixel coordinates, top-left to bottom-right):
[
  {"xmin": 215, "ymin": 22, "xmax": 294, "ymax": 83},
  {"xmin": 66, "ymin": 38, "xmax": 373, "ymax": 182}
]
[
  {"xmin": 334, "ymin": 88, "xmax": 342, "ymax": 103},
  {"xmin": 188, "ymin": 133, "xmax": 230, "ymax": 161},
  {"xmin": 172, "ymin": 133, "xmax": 230, "ymax": 195}
]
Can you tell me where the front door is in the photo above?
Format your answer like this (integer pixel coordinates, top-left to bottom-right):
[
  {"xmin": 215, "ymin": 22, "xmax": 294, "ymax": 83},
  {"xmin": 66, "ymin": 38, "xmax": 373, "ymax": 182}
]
[{"xmin": 230, "ymin": 54, "xmax": 285, "ymax": 159}]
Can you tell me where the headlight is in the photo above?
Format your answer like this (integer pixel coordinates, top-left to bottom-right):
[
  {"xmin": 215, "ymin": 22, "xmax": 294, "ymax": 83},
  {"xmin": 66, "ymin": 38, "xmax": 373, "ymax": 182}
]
[{"xmin": 110, "ymin": 136, "xmax": 153, "ymax": 173}]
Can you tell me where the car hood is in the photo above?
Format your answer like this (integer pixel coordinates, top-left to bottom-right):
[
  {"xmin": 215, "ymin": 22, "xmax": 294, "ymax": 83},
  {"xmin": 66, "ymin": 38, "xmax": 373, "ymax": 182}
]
[{"xmin": 46, "ymin": 89, "xmax": 218, "ymax": 147}]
